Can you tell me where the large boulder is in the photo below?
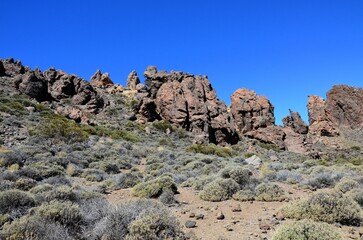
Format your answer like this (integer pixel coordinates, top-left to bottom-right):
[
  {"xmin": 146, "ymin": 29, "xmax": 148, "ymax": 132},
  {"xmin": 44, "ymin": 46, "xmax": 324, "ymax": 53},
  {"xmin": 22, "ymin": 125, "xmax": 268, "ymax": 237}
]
[
  {"xmin": 137, "ymin": 66, "xmax": 239, "ymax": 145},
  {"xmin": 230, "ymin": 88, "xmax": 275, "ymax": 133}
]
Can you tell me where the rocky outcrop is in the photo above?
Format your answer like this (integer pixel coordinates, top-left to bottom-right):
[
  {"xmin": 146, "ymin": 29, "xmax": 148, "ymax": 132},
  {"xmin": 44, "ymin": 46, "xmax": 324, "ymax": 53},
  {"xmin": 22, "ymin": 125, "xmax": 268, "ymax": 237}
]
[
  {"xmin": 308, "ymin": 85, "xmax": 363, "ymax": 138},
  {"xmin": 230, "ymin": 88, "xmax": 275, "ymax": 133},
  {"xmin": 282, "ymin": 110, "xmax": 308, "ymax": 134},
  {"xmin": 0, "ymin": 58, "xmax": 104, "ymax": 123},
  {"xmin": 90, "ymin": 70, "xmax": 113, "ymax": 88},
  {"xmin": 137, "ymin": 66, "xmax": 239, "ymax": 145},
  {"xmin": 126, "ymin": 70, "xmax": 140, "ymax": 90},
  {"xmin": 230, "ymin": 88, "xmax": 286, "ymax": 149}
]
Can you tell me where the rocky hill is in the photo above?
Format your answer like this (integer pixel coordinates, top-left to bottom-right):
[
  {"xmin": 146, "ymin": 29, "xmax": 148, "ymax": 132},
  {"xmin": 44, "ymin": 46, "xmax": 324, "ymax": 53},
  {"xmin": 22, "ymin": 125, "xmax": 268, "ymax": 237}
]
[{"xmin": 1, "ymin": 58, "xmax": 362, "ymax": 154}]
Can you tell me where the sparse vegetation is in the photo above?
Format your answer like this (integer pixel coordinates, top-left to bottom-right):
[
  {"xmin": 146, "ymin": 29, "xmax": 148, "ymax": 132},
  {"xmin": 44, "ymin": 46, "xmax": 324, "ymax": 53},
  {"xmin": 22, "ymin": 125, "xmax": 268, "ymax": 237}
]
[{"xmin": 272, "ymin": 219, "xmax": 342, "ymax": 240}]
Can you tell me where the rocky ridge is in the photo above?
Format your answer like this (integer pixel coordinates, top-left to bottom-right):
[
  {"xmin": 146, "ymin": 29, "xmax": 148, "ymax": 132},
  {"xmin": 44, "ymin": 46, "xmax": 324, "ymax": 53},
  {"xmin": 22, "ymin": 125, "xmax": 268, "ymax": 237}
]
[{"xmin": 1, "ymin": 58, "xmax": 362, "ymax": 153}]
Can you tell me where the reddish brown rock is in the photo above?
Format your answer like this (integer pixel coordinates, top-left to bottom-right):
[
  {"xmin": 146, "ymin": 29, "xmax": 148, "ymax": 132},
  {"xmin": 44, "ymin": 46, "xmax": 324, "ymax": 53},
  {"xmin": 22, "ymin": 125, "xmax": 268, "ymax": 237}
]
[
  {"xmin": 138, "ymin": 67, "xmax": 238, "ymax": 145},
  {"xmin": 245, "ymin": 125, "xmax": 286, "ymax": 149},
  {"xmin": 90, "ymin": 70, "xmax": 113, "ymax": 88},
  {"xmin": 282, "ymin": 110, "xmax": 308, "ymax": 134},
  {"xmin": 126, "ymin": 70, "xmax": 140, "ymax": 90},
  {"xmin": 230, "ymin": 88, "xmax": 275, "ymax": 134}
]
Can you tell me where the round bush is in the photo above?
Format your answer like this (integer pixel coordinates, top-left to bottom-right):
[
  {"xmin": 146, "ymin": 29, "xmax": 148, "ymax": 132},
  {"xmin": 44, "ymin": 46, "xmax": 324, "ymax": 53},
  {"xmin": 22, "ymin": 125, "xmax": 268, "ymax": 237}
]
[
  {"xmin": 0, "ymin": 189, "xmax": 35, "ymax": 215},
  {"xmin": 233, "ymin": 189, "xmax": 256, "ymax": 202},
  {"xmin": 35, "ymin": 200, "xmax": 81, "ymax": 226},
  {"xmin": 334, "ymin": 178, "xmax": 360, "ymax": 193},
  {"xmin": 272, "ymin": 219, "xmax": 342, "ymax": 240},
  {"xmin": 199, "ymin": 178, "xmax": 240, "ymax": 202},
  {"xmin": 283, "ymin": 191, "xmax": 363, "ymax": 226},
  {"xmin": 346, "ymin": 188, "xmax": 363, "ymax": 207},
  {"xmin": 132, "ymin": 176, "xmax": 177, "ymax": 198},
  {"xmin": 255, "ymin": 183, "xmax": 286, "ymax": 201}
]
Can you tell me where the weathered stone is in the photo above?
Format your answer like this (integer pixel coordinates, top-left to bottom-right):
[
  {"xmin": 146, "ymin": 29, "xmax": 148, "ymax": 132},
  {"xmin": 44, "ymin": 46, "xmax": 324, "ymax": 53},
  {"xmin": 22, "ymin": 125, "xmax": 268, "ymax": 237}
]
[
  {"xmin": 138, "ymin": 67, "xmax": 239, "ymax": 145},
  {"xmin": 230, "ymin": 88, "xmax": 275, "ymax": 133},
  {"xmin": 185, "ymin": 220, "xmax": 197, "ymax": 228},
  {"xmin": 90, "ymin": 70, "xmax": 113, "ymax": 88},
  {"xmin": 126, "ymin": 70, "xmax": 140, "ymax": 90},
  {"xmin": 245, "ymin": 155, "xmax": 262, "ymax": 169},
  {"xmin": 282, "ymin": 110, "xmax": 308, "ymax": 134}
]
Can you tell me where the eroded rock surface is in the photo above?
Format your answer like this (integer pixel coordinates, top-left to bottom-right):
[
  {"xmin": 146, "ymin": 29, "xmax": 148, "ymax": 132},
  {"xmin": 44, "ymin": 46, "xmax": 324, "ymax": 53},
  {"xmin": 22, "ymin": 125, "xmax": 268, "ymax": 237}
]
[
  {"xmin": 126, "ymin": 70, "xmax": 140, "ymax": 90},
  {"xmin": 90, "ymin": 70, "xmax": 114, "ymax": 88},
  {"xmin": 137, "ymin": 66, "xmax": 239, "ymax": 145}
]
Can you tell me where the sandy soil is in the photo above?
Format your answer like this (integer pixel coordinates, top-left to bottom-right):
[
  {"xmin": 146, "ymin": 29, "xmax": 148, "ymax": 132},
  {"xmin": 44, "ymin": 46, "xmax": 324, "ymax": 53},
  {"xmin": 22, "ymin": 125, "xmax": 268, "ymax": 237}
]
[{"xmin": 106, "ymin": 183, "xmax": 362, "ymax": 240}]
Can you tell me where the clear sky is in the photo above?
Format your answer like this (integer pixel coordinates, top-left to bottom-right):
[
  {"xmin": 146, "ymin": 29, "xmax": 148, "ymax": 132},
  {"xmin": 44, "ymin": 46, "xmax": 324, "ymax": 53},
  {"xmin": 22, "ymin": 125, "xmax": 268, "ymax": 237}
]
[{"xmin": 1, "ymin": 1, "xmax": 362, "ymax": 125}]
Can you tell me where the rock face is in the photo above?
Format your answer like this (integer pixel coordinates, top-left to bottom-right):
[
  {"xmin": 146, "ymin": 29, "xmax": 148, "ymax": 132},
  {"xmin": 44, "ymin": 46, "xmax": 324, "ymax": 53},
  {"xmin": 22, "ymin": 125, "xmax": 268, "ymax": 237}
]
[
  {"xmin": 90, "ymin": 70, "xmax": 113, "ymax": 88},
  {"xmin": 230, "ymin": 88, "xmax": 286, "ymax": 149},
  {"xmin": 126, "ymin": 70, "xmax": 140, "ymax": 90},
  {"xmin": 282, "ymin": 110, "xmax": 308, "ymax": 134},
  {"xmin": 230, "ymin": 88, "xmax": 275, "ymax": 133},
  {"xmin": 137, "ymin": 66, "xmax": 239, "ymax": 145},
  {"xmin": 0, "ymin": 58, "xmax": 104, "ymax": 123}
]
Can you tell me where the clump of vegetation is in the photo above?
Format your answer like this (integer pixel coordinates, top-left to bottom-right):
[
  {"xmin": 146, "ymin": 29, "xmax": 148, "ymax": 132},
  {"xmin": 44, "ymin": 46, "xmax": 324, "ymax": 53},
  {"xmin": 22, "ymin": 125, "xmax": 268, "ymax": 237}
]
[
  {"xmin": 254, "ymin": 183, "xmax": 286, "ymax": 201},
  {"xmin": 0, "ymin": 189, "xmax": 35, "ymax": 216},
  {"xmin": 34, "ymin": 200, "xmax": 81, "ymax": 227},
  {"xmin": 219, "ymin": 166, "xmax": 252, "ymax": 186},
  {"xmin": 346, "ymin": 188, "xmax": 363, "ymax": 207},
  {"xmin": 0, "ymin": 95, "xmax": 41, "ymax": 116},
  {"xmin": 88, "ymin": 199, "xmax": 184, "ymax": 239},
  {"xmin": 186, "ymin": 144, "xmax": 237, "ymax": 158},
  {"xmin": 272, "ymin": 219, "xmax": 342, "ymax": 240},
  {"xmin": 199, "ymin": 178, "xmax": 240, "ymax": 202},
  {"xmin": 283, "ymin": 191, "xmax": 363, "ymax": 226},
  {"xmin": 334, "ymin": 177, "xmax": 360, "ymax": 193},
  {"xmin": 132, "ymin": 176, "xmax": 177, "ymax": 198},
  {"xmin": 152, "ymin": 120, "xmax": 173, "ymax": 132},
  {"xmin": 257, "ymin": 142, "xmax": 280, "ymax": 152},
  {"xmin": 233, "ymin": 189, "xmax": 256, "ymax": 202}
]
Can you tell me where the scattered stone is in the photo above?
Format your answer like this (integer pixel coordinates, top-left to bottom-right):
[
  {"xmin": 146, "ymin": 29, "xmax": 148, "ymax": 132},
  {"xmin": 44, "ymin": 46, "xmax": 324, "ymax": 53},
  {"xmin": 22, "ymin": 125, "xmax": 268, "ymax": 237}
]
[
  {"xmin": 189, "ymin": 212, "xmax": 195, "ymax": 218},
  {"xmin": 231, "ymin": 204, "xmax": 242, "ymax": 212},
  {"xmin": 185, "ymin": 220, "xmax": 197, "ymax": 228},
  {"xmin": 245, "ymin": 155, "xmax": 262, "ymax": 169},
  {"xmin": 195, "ymin": 213, "xmax": 204, "ymax": 220},
  {"xmin": 216, "ymin": 212, "xmax": 225, "ymax": 220},
  {"xmin": 259, "ymin": 223, "xmax": 271, "ymax": 231},
  {"xmin": 224, "ymin": 224, "xmax": 233, "ymax": 231}
]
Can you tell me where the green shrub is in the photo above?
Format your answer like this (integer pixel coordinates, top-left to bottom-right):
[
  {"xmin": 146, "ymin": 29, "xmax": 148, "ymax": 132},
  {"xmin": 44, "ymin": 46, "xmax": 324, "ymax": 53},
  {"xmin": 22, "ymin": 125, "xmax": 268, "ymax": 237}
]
[
  {"xmin": 0, "ymin": 189, "xmax": 35, "ymax": 215},
  {"xmin": 244, "ymin": 152, "xmax": 256, "ymax": 158},
  {"xmin": 30, "ymin": 184, "xmax": 77, "ymax": 203},
  {"xmin": 186, "ymin": 144, "xmax": 237, "ymax": 158},
  {"xmin": 29, "ymin": 114, "xmax": 93, "ymax": 143},
  {"xmin": 257, "ymin": 142, "xmax": 280, "ymax": 151},
  {"xmin": 233, "ymin": 189, "xmax": 256, "ymax": 202},
  {"xmin": 35, "ymin": 200, "xmax": 81, "ymax": 226},
  {"xmin": 350, "ymin": 146, "xmax": 361, "ymax": 150},
  {"xmin": 0, "ymin": 95, "xmax": 36, "ymax": 116},
  {"xmin": 152, "ymin": 120, "xmax": 173, "ymax": 132},
  {"xmin": 334, "ymin": 178, "xmax": 360, "ymax": 193},
  {"xmin": 283, "ymin": 191, "xmax": 363, "ymax": 225},
  {"xmin": 158, "ymin": 138, "xmax": 176, "ymax": 147},
  {"xmin": 272, "ymin": 219, "xmax": 342, "ymax": 240},
  {"xmin": 219, "ymin": 166, "xmax": 252, "ymax": 186},
  {"xmin": 132, "ymin": 176, "xmax": 177, "ymax": 198},
  {"xmin": 346, "ymin": 188, "xmax": 363, "ymax": 207},
  {"xmin": 255, "ymin": 183, "xmax": 286, "ymax": 202},
  {"xmin": 199, "ymin": 178, "xmax": 240, "ymax": 202},
  {"xmin": 1, "ymin": 215, "xmax": 72, "ymax": 240},
  {"xmin": 81, "ymin": 168, "xmax": 107, "ymax": 182},
  {"xmin": 88, "ymin": 199, "xmax": 184, "ymax": 239},
  {"xmin": 14, "ymin": 178, "xmax": 37, "ymax": 191},
  {"xmin": 108, "ymin": 129, "xmax": 140, "ymax": 142}
]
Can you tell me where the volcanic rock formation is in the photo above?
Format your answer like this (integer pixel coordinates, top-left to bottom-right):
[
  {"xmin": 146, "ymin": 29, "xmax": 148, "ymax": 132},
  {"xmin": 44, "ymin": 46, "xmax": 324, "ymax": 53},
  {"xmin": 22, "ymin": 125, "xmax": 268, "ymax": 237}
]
[
  {"xmin": 90, "ymin": 70, "xmax": 114, "ymax": 88},
  {"xmin": 137, "ymin": 66, "xmax": 239, "ymax": 145}
]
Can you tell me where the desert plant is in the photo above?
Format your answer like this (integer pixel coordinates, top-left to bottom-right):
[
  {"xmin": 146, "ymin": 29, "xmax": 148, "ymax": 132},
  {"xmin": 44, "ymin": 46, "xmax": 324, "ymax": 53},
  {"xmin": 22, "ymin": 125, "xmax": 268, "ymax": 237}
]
[
  {"xmin": 254, "ymin": 183, "xmax": 286, "ymax": 201},
  {"xmin": 334, "ymin": 177, "xmax": 360, "ymax": 193},
  {"xmin": 199, "ymin": 178, "xmax": 240, "ymax": 201},
  {"xmin": 132, "ymin": 175, "xmax": 177, "ymax": 198},
  {"xmin": 346, "ymin": 188, "xmax": 363, "ymax": 207},
  {"xmin": 0, "ymin": 189, "xmax": 35, "ymax": 215},
  {"xmin": 34, "ymin": 200, "xmax": 81, "ymax": 227},
  {"xmin": 272, "ymin": 219, "xmax": 342, "ymax": 240},
  {"xmin": 186, "ymin": 144, "xmax": 237, "ymax": 158},
  {"xmin": 232, "ymin": 189, "xmax": 256, "ymax": 202},
  {"xmin": 283, "ymin": 191, "xmax": 363, "ymax": 226},
  {"xmin": 88, "ymin": 199, "xmax": 184, "ymax": 240},
  {"xmin": 0, "ymin": 215, "xmax": 73, "ymax": 240}
]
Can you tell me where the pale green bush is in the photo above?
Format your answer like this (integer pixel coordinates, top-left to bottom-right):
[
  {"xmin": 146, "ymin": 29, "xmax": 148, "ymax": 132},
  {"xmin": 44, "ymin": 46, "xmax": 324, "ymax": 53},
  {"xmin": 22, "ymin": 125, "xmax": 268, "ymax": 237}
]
[{"xmin": 272, "ymin": 219, "xmax": 342, "ymax": 240}]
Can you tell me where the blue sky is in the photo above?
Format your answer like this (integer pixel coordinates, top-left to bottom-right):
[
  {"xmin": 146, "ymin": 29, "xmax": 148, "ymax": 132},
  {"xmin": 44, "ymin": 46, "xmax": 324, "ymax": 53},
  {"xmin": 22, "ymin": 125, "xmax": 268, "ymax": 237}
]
[{"xmin": 1, "ymin": 1, "xmax": 362, "ymax": 124}]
